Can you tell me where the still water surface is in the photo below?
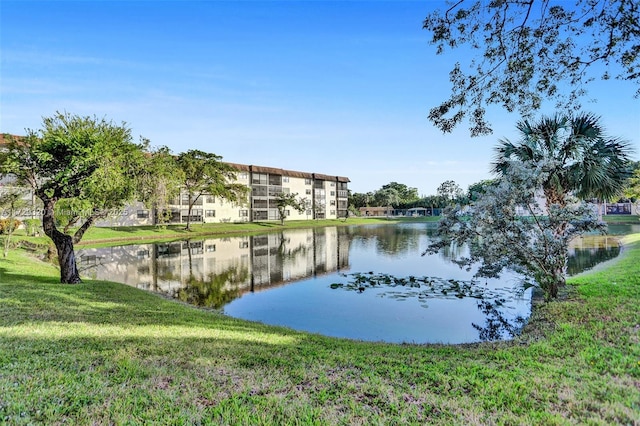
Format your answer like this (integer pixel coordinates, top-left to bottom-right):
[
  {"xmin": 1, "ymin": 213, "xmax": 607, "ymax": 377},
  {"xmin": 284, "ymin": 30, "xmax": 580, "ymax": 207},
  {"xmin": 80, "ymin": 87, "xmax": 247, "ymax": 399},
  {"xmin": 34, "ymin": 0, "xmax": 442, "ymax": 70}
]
[{"xmin": 78, "ymin": 223, "xmax": 630, "ymax": 344}]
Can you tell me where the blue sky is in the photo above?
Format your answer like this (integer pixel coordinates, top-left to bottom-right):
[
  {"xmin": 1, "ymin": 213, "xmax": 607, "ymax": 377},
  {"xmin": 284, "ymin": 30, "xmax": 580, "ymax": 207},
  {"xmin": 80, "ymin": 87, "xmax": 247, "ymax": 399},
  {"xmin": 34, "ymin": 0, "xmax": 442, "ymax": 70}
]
[{"xmin": 1, "ymin": 1, "xmax": 638, "ymax": 196}]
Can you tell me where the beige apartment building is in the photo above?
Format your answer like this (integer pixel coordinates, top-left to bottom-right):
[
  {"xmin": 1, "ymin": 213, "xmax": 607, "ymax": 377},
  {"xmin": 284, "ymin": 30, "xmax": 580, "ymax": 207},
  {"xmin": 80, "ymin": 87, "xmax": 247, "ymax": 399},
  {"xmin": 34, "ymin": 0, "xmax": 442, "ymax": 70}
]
[{"xmin": 97, "ymin": 163, "xmax": 350, "ymax": 227}]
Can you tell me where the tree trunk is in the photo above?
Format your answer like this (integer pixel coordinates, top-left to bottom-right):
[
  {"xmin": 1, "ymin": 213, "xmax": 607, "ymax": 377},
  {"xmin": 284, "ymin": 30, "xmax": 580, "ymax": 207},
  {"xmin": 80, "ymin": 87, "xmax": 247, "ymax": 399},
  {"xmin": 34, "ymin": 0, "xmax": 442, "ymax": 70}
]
[
  {"xmin": 41, "ymin": 197, "xmax": 82, "ymax": 283},
  {"xmin": 54, "ymin": 233, "xmax": 82, "ymax": 284},
  {"xmin": 185, "ymin": 194, "xmax": 194, "ymax": 231}
]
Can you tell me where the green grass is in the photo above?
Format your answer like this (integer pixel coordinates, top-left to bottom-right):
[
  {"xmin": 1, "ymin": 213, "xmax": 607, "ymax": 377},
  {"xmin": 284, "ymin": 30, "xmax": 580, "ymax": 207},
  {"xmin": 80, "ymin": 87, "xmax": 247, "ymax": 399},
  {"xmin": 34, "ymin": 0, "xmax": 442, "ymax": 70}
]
[
  {"xmin": 603, "ymin": 214, "xmax": 640, "ymax": 224},
  {"xmin": 0, "ymin": 232, "xmax": 639, "ymax": 424},
  {"xmin": 13, "ymin": 216, "xmax": 440, "ymax": 248}
]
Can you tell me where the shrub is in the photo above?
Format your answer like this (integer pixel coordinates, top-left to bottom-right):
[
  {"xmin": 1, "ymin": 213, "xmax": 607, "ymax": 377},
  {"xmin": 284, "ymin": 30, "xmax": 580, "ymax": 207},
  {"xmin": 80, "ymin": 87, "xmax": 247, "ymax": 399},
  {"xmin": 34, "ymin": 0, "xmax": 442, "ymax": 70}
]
[
  {"xmin": 23, "ymin": 219, "xmax": 42, "ymax": 236},
  {"xmin": 0, "ymin": 218, "xmax": 21, "ymax": 235}
]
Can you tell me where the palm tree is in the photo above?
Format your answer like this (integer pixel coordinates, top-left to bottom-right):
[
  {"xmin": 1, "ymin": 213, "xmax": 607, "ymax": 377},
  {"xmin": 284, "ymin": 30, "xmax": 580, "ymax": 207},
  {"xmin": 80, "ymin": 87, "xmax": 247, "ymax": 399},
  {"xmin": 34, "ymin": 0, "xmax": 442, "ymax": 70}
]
[{"xmin": 492, "ymin": 113, "xmax": 633, "ymax": 207}]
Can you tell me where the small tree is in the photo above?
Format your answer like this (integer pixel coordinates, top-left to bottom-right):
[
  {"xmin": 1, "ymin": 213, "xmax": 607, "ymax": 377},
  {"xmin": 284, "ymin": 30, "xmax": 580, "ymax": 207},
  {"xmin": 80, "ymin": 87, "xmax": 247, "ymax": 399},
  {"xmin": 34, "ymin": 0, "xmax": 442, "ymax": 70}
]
[
  {"xmin": 0, "ymin": 113, "xmax": 147, "ymax": 283},
  {"xmin": 273, "ymin": 192, "xmax": 306, "ymax": 225},
  {"xmin": 425, "ymin": 160, "xmax": 605, "ymax": 300},
  {"xmin": 176, "ymin": 150, "xmax": 248, "ymax": 231},
  {"xmin": 0, "ymin": 190, "xmax": 27, "ymax": 257}
]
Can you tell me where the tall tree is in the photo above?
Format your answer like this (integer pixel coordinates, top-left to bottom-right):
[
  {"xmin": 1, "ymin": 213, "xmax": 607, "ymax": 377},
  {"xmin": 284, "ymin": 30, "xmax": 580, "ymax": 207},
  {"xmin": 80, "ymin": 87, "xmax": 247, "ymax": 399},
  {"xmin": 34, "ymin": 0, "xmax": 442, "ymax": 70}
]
[
  {"xmin": 137, "ymin": 145, "xmax": 184, "ymax": 226},
  {"xmin": 0, "ymin": 113, "xmax": 147, "ymax": 283},
  {"xmin": 176, "ymin": 150, "xmax": 248, "ymax": 230},
  {"xmin": 492, "ymin": 113, "xmax": 634, "ymax": 207},
  {"xmin": 348, "ymin": 192, "xmax": 371, "ymax": 209},
  {"xmin": 423, "ymin": 0, "xmax": 640, "ymax": 136},
  {"xmin": 379, "ymin": 182, "xmax": 420, "ymax": 207},
  {"xmin": 436, "ymin": 180, "xmax": 463, "ymax": 204},
  {"xmin": 374, "ymin": 187, "xmax": 400, "ymax": 214}
]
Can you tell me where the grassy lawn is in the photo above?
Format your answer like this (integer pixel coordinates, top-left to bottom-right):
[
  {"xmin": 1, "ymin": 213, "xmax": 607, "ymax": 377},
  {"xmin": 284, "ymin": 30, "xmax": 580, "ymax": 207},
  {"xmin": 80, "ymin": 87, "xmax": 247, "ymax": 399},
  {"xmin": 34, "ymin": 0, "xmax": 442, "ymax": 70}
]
[
  {"xmin": 603, "ymin": 215, "xmax": 640, "ymax": 224},
  {"xmin": 12, "ymin": 216, "xmax": 440, "ymax": 248},
  {"xmin": 0, "ymin": 231, "xmax": 639, "ymax": 424}
]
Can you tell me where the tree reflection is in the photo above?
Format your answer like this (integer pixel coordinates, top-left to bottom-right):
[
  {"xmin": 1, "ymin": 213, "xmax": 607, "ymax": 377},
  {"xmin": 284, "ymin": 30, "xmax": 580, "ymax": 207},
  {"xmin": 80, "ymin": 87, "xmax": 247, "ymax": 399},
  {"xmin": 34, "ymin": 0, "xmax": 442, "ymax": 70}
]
[
  {"xmin": 566, "ymin": 246, "xmax": 620, "ymax": 275},
  {"xmin": 175, "ymin": 265, "xmax": 249, "ymax": 308},
  {"xmin": 472, "ymin": 300, "xmax": 527, "ymax": 341}
]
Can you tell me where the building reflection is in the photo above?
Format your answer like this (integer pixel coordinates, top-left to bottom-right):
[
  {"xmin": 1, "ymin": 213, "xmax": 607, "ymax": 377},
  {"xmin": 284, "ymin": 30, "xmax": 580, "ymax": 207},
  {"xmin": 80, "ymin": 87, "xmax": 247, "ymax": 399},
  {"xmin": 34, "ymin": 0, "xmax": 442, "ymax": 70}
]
[{"xmin": 78, "ymin": 227, "xmax": 352, "ymax": 308}]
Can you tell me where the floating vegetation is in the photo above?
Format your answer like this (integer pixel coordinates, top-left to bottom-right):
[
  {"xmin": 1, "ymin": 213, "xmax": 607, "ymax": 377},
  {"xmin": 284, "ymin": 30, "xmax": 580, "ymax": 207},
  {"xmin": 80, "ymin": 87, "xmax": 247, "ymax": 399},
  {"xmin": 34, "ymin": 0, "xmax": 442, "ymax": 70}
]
[{"xmin": 330, "ymin": 272, "xmax": 520, "ymax": 303}]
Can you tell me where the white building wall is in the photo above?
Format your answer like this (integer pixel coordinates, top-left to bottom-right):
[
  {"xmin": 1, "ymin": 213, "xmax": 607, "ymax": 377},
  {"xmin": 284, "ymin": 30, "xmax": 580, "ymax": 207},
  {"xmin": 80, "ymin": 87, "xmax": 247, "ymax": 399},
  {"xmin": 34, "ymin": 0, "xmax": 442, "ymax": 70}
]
[{"xmin": 284, "ymin": 175, "xmax": 313, "ymax": 221}]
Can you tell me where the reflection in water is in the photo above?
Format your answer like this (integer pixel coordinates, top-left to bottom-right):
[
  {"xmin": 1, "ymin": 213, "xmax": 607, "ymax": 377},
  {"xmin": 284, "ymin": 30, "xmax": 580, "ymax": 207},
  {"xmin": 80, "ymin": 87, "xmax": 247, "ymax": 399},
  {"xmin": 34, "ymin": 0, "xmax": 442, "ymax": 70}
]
[
  {"xmin": 78, "ymin": 223, "xmax": 620, "ymax": 344},
  {"xmin": 472, "ymin": 300, "xmax": 527, "ymax": 341},
  {"xmin": 567, "ymin": 236, "xmax": 620, "ymax": 276},
  {"xmin": 176, "ymin": 266, "xmax": 248, "ymax": 308},
  {"xmin": 79, "ymin": 227, "xmax": 351, "ymax": 308}
]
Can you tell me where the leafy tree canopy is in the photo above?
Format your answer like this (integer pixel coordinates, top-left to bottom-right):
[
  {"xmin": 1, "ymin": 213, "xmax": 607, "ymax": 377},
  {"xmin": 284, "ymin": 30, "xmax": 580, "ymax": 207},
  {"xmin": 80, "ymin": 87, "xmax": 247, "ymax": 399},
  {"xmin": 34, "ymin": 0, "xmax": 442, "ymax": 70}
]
[
  {"xmin": 467, "ymin": 179, "xmax": 498, "ymax": 202},
  {"xmin": 176, "ymin": 149, "xmax": 248, "ymax": 230},
  {"xmin": 423, "ymin": 0, "xmax": 640, "ymax": 136},
  {"xmin": 273, "ymin": 192, "xmax": 306, "ymax": 225},
  {"xmin": 436, "ymin": 180, "xmax": 464, "ymax": 203},
  {"xmin": 624, "ymin": 161, "xmax": 640, "ymax": 200},
  {"xmin": 137, "ymin": 144, "xmax": 185, "ymax": 225},
  {"xmin": 380, "ymin": 182, "xmax": 420, "ymax": 204},
  {"xmin": 0, "ymin": 112, "xmax": 148, "ymax": 283}
]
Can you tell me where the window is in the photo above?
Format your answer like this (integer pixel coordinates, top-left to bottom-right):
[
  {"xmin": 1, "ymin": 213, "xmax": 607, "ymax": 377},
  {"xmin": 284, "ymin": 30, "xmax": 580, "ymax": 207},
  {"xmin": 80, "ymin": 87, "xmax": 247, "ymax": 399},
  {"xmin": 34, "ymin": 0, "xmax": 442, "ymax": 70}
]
[
  {"xmin": 239, "ymin": 209, "xmax": 249, "ymax": 217},
  {"xmin": 305, "ymin": 179, "xmax": 312, "ymax": 185},
  {"xmin": 205, "ymin": 210, "xmax": 216, "ymax": 218},
  {"xmin": 268, "ymin": 187, "xmax": 283, "ymax": 196},
  {"xmin": 305, "ymin": 189, "xmax": 312, "ymax": 195},
  {"xmin": 283, "ymin": 176, "xmax": 289, "ymax": 183},
  {"xmin": 239, "ymin": 241, "xmax": 249, "ymax": 249},
  {"xmin": 330, "ymin": 200, "xmax": 336, "ymax": 206},
  {"xmin": 137, "ymin": 210, "xmax": 149, "ymax": 219},
  {"xmin": 254, "ymin": 210, "xmax": 268, "ymax": 220},
  {"xmin": 330, "ymin": 182, "xmax": 335, "ymax": 187},
  {"xmin": 252, "ymin": 186, "xmax": 267, "ymax": 197},
  {"xmin": 205, "ymin": 196, "xmax": 215, "ymax": 204},
  {"xmin": 206, "ymin": 244, "xmax": 216, "ymax": 253},
  {"xmin": 252, "ymin": 173, "xmax": 267, "ymax": 185},
  {"xmin": 253, "ymin": 199, "xmax": 268, "ymax": 208},
  {"xmin": 330, "ymin": 191, "xmax": 335, "ymax": 196},
  {"xmin": 330, "ymin": 210, "xmax": 336, "ymax": 215},
  {"xmin": 238, "ymin": 172, "xmax": 248, "ymax": 179},
  {"xmin": 269, "ymin": 175, "xmax": 282, "ymax": 185}
]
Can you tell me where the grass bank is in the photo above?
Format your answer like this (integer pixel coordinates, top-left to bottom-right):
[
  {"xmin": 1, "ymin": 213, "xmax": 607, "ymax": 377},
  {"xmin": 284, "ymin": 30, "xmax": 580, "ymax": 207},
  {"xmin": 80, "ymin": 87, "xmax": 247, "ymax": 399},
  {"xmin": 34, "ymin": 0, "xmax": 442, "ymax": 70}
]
[
  {"xmin": 0, "ymin": 234, "xmax": 639, "ymax": 424},
  {"xmin": 14, "ymin": 216, "xmax": 440, "ymax": 248}
]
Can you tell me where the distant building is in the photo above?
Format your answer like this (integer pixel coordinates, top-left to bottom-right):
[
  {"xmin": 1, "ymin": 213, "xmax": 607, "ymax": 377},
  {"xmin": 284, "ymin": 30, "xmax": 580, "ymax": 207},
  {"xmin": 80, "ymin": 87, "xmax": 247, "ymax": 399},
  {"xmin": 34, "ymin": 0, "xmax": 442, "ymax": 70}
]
[{"xmin": 102, "ymin": 164, "xmax": 350, "ymax": 226}]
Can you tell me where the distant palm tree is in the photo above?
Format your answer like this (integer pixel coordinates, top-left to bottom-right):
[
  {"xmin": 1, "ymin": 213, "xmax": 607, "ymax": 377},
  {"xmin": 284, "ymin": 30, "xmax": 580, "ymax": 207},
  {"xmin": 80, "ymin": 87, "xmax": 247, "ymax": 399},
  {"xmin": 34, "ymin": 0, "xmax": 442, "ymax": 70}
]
[{"xmin": 492, "ymin": 113, "xmax": 633, "ymax": 207}]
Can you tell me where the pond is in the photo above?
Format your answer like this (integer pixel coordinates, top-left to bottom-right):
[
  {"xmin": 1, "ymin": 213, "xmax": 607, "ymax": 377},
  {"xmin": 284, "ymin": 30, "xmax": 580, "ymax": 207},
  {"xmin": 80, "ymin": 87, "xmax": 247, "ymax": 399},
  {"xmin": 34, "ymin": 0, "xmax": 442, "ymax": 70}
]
[{"xmin": 77, "ymin": 222, "xmax": 630, "ymax": 344}]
